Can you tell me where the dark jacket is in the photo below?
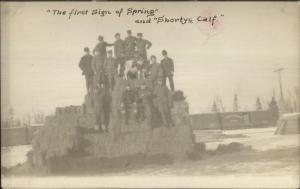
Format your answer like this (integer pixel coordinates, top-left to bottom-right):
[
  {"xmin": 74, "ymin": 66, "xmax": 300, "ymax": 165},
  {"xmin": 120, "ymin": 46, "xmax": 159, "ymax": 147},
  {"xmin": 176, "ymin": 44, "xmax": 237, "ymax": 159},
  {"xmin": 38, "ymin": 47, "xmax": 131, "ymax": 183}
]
[
  {"xmin": 136, "ymin": 38, "xmax": 152, "ymax": 55},
  {"xmin": 161, "ymin": 57, "xmax": 174, "ymax": 76},
  {"xmin": 104, "ymin": 57, "xmax": 117, "ymax": 76},
  {"xmin": 114, "ymin": 39, "xmax": 126, "ymax": 58},
  {"xmin": 122, "ymin": 89, "xmax": 138, "ymax": 105},
  {"xmin": 148, "ymin": 63, "xmax": 163, "ymax": 82},
  {"xmin": 93, "ymin": 41, "xmax": 113, "ymax": 57},
  {"xmin": 125, "ymin": 36, "xmax": 136, "ymax": 53},
  {"xmin": 92, "ymin": 54, "xmax": 105, "ymax": 73},
  {"xmin": 79, "ymin": 54, "xmax": 94, "ymax": 76}
]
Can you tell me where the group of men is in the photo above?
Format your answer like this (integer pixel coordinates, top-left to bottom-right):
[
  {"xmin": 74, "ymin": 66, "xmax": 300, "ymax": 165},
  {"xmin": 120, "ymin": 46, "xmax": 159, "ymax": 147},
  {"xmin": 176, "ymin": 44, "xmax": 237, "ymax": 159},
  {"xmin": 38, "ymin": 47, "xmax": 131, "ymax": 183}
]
[{"xmin": 79, "ymin": 30, "xmax": 176, "ymax": 131}]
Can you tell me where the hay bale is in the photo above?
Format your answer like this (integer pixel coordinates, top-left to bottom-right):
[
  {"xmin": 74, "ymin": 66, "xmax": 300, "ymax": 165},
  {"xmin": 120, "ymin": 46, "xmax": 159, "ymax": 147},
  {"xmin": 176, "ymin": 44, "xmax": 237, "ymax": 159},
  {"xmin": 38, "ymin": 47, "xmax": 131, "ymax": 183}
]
[{"xmin": 31, "ymin": 125, "xmax": 84, "ymax": 167}]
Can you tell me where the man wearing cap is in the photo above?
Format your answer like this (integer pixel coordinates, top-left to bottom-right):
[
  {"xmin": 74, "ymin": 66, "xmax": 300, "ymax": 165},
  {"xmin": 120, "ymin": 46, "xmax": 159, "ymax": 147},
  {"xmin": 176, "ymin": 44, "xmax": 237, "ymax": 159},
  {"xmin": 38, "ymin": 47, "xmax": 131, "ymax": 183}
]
[
  {"xmin": 135, "ymin": 33, "xmax": 152, "ymax": 60},
  {"xmin": 93, "ymin": 35, "xmax": 113, "ymax": 61},
  {"xmin": 137, "ymin": 83, "xmax": 153, "ymax": 124},
  {"xmin": 93, "ymin": 83, "xmax": 108, "ymax": 132},
  {"xmin": 148, "ymin": 55, "xmax": 163, "ymax": 88},
  {"xmin": 104, "ymin": 50, "xmax": 118, "ymax": 90},
  {"xmin": 113, "ymin": 33, "xmax": 126, "ymax": 77},
  {"xmin": 121, "ymin": 85, "xmax": 138, "ymax": 125},
  {"xmin": 153, "ymin": 79, "xmax": 174, "ymax": 128},
  {"xmin": 124, "ymin": 30, "xmax": 136, "ymax": 59},
  {"xmin": 92, "ymin": 49, "xmax": 106, "ymax": 88},
  {"xmin": 160, "ymin": 50, "xmax": 175, "ymax": 91},
  {"xmin": 79, "ymin": 47, "xmax": 94, "ymax": 94}
]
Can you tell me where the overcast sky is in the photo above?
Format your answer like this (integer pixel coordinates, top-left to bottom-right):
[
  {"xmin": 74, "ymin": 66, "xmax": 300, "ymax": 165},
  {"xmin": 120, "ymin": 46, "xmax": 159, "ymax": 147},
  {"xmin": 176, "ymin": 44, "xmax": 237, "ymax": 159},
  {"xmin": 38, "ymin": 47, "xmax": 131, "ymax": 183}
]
[{"xmin": 1, "ymin": 2, "xmax": 299, "ymax": 118}]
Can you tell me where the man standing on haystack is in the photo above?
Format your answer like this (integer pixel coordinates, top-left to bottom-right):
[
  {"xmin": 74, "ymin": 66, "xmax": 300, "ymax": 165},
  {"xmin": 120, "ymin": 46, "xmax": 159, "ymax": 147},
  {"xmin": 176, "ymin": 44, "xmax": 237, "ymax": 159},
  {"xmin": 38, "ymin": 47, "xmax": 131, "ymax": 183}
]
[
  {"xmin": 135, "ymin": 33, "xmax": 152, "ymax": 61},
  {"xmin": 113, "ymin": 33, "xmax": 126, "ymax": 77},
  {"xmin": 120, "ymin": 84, "xmax": 138, "ymax": 125},
  {"xmin": 148, "ymin": 55, "xmax": 164, "ymax": 88},
  {"xmin": 124, "ymin": 30, "xmax": 136, "ymax": 59},
  {"xmin": 137, "ymin": 83, "xmax": 153, "ymax": 124},
  {"xmin": 104, "ymin": 50, "xmax": 118, "ymax": 91},
  {"xmin": 93, "ymin": 83, "xmax": 108, "ymax": 133},
  {"xmin": 160, "ymin": 50, "xmax": 175, "ymax": 91},
  {"xmin": 79, "ymin": 47, "xmax": 94, "ymax": 94}
]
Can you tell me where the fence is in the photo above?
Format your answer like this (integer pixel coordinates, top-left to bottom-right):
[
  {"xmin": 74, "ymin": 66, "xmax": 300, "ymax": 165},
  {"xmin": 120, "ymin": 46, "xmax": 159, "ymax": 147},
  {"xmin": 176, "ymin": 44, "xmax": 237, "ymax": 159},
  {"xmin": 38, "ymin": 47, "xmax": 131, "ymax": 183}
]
[
  {"xmin": 190, "ymin": 110, "xmax": 275, "ymax": 130},
  {"xmin": 1, "ymin": 125, "xmax": 43, "ymax": 147}
]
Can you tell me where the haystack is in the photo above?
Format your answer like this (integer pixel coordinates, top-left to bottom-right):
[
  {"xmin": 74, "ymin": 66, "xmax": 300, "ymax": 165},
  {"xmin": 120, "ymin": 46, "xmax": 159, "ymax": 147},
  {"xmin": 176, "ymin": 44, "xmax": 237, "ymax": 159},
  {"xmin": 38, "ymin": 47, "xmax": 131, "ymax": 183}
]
[{"xmin": 29, "ymin": 77, "xmax": 194, "ymax": 172}]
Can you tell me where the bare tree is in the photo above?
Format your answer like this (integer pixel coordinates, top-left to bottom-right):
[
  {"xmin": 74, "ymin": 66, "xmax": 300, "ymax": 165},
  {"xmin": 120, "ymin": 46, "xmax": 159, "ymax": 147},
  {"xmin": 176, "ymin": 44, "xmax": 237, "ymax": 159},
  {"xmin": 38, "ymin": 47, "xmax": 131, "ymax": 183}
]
[
  {"xmin": 212, "ymin": 100, "xmax": 219, "ymax": 112},
  {"xmin": 256, "ymin": 97, "xmax": 262, "ymax": 110},
  {"xmin": 233, "ymin": 93, "xmax": 239, "ymax": 112}
]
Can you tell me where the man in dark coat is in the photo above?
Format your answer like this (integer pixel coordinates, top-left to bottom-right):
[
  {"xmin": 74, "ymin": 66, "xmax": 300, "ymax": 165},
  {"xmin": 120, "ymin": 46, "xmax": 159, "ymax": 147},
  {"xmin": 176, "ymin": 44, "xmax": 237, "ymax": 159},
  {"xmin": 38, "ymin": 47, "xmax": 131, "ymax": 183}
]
[
  {"xmin": 93, "ymin": 35, "xmax": 113, "ymax": 62},
  {"xmin": 120, "ymin": 85, "xmax": 138, "ymax": 125},
  {"xmin": 148, "ymin": 55, "xmax": 163, "ymax": 88},
  {"xmin": 135, "ymin": 33, "xmax": 152, "ymax": 61},
  {"xmin": 137, "ymin": 83, "xmax": 153, "ymax": 124},
  {"xmin": 124, "ymin": 30, "xmax": 136, "ymax": 59},
  {"xmin": 79, "ymin": 47, "xmax": 94, "ymax": 94},
  {"xmin": 153, "ymin": 79, "xmax": 174, "ymax": 127},
  {"xmin": 161, "ymin": 50, "xmax": 175, "ymax": 91},
  {"xmin": 92, "ymin": 49, "xmax": 107, "ymax": 89},
  {"xmin": 113, "ymin": 33, "xmax": 126, "ymax": 77},
  {"xmin": 104, "ymin": 50, "xmax": 118, "ymax": 91},
  {"xmin": 93, "ymin": 84, "xmax": 107, "ymax": 132}
]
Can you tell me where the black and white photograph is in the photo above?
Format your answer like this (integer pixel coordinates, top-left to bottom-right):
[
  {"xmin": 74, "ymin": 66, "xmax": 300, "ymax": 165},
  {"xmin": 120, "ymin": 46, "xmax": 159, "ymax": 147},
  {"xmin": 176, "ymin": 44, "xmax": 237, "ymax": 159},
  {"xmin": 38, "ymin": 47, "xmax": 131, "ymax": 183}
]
[{"xmin": 1, "ymin": 1, "xmax": 299, "ymax": 188}]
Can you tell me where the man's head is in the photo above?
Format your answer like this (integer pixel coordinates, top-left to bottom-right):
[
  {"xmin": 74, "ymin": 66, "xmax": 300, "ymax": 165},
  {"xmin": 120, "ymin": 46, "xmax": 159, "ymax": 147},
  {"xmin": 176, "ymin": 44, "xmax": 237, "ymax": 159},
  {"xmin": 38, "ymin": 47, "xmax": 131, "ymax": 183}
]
[
  {"xmin": 98, "ymin": 35, "xmax": 104, "ymax": 41},
  {"xmin": 137, "ymin": 33, "xmax": 143, "ymax": 39},
  {"xmin": 150, "ymin": 55, "xmax": 157, "ymax": 64},
  {"xmin": 162, "ymin": 50, "xmax": 168, "ymax": 57},
  {"xmin": 84, "ymin": 47, "xmax": 90, "ymax": 54},
  {"xmin": 115, "ymin": 33, "xmax": 121, "ymax": 40},
  {"xmin": 107, "ymin": 50, "xmax": 113, "ymax": 57},
  {"xmin": 127, "ymin": 30, "xmax": 132, "ymax": 36}
]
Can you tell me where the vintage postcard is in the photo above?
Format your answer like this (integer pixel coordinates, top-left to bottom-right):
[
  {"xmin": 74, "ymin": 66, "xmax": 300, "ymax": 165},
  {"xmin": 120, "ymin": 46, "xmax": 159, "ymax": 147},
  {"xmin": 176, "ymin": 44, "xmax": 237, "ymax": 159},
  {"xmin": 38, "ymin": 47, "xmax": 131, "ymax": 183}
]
[{"xmin": 1, "ymin": 1, "xmax": 299, "ymax": 188}]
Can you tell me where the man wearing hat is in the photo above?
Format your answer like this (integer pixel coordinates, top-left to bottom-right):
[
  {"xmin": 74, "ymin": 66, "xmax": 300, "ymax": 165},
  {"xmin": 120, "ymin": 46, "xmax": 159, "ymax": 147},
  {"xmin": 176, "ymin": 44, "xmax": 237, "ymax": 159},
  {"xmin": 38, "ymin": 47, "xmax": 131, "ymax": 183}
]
[
  {"xmin": 93, "ymin": 83, "xmax": 108, "ymax": 132},
  {"xmin": 135, "ymin": 33, "xmax": 152, "ymax": 60},
  {"xmin": 124, "ymin": 30, "xmax": 136, "ymax": 59},
  {"xmin": 148, "ymin": 55, "xmax": 163, "ymax": 88},
  {"xmin": 113, "ymin": 33, "xmax": 126, "ymax": 77},
  {"xmin": 93, "ymin": 35, "xmax": 113, "ymax": 61},
  {"xmin": 160, "ymin": 50, "xmax": 175, "ymax": 91},
  {"xmin": 137, "ymin": 83, "xmax": 153, "ymax": 124},
  {"xmin": 121, "ymin": 84, "xmax": 138, "ymax": 125},
  {"xmin": 104, "ymin": 50, "xmax": 118, "ymax": 90},
  {"xmin": 79, "ymin": 47, "xmax": 94, "ymax": 94}
]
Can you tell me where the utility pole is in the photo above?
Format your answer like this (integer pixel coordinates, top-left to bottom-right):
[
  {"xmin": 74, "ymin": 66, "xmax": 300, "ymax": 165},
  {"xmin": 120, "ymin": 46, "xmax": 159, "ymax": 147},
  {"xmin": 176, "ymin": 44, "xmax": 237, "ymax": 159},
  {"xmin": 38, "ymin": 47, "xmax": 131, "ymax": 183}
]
[{"xmin": 274, "ymin": 68, "xmax": 284, "ymax": 101}]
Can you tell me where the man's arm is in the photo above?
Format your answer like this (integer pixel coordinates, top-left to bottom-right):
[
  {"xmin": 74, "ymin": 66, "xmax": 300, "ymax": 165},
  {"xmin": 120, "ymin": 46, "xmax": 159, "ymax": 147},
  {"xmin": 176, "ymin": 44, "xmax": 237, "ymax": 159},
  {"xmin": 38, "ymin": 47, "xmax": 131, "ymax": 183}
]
[
  {"xmin": 93, "ymin": 43, "xmax": 100, "ymax": 55},
  {"xmin": 79, "ymin": 57, "xmax": 84, "ymax": 70},
  {"xmin": 146, "ymin": 40, "xmax": 152, "ymax": 49},
  {"xmin": 105, "ymin": 41, "xmax": 114, "ymax": 47},
  {"xmin": 170, "ymin": 58, "xmax": 174, "ymax": 73}
]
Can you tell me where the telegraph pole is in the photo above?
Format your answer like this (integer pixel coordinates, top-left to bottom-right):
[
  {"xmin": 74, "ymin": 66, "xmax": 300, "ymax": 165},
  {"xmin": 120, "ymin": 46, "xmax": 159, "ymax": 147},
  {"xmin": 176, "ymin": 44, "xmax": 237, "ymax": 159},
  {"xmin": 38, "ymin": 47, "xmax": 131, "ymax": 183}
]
[{"xmin": 274, "ymin": 68, "xmax": 284, "ymax": 101}]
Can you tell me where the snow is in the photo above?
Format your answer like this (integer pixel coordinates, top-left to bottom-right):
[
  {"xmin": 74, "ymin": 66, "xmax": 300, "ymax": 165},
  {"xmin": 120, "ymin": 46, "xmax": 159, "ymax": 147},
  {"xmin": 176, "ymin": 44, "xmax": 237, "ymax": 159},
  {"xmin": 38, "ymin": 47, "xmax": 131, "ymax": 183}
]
[
  {"xmin": 2, "ymin": 127, "xmax": 299, "ymax": 188},
  {"xmin": 1, "ymin": 145, "xmax": 32, "ymax": 168},
  {"xmin": 2, "ymin": 175, "xmax": 299, "ymax": 188},
  {"xmin": 202, "ymin": 127, "xmax": 300, "ymax": 151}
]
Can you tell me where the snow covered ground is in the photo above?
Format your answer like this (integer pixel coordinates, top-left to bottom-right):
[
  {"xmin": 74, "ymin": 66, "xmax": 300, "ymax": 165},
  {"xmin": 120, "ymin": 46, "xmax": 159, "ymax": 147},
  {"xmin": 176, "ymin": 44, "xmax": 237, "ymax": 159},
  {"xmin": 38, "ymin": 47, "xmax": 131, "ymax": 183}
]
[
  {"xmin": 1, "ymin": 145, "xmax": 31, "ymax": 168},
  {"xmin": 2, "ymin": 126, "xmax": 299, "ymax": 188},
  {"xmin": 199, "ymin": 127, "xmax": 300, "ymax": 151}
]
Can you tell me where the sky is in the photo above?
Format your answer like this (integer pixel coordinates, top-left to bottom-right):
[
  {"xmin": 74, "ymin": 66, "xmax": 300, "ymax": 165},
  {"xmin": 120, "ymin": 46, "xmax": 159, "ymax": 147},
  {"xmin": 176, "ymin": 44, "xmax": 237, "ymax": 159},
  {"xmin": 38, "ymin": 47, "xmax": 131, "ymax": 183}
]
[{"xmin": 1, "ymin": 2, "xmax": 299, "ymax": 119}]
